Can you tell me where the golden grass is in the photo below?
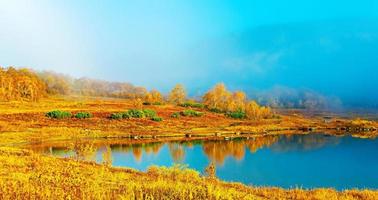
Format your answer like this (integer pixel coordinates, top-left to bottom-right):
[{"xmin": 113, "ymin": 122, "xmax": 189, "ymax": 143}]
[
  {"xmin": 0, "ymin": 97, "xmax": 376, "ymax": 146},
  {"xmin": 0, "ymin": 147, "xmax": 377, "ymax": 200},
  {"xmin": 0, "ymin": 97, "xmax": 377, "ymax": 199}
]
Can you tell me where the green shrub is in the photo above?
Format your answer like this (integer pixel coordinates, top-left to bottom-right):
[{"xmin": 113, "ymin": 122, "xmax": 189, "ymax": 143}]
[
  {"xmin": 110, "ymin": 113, "xmax": 123, "ymax": 119},
  {"xmin": 226, "ymin": 110, "xmax": 246, "ymax": 119},
  {"xmin": 181, "ymin": 110, "xmax": 203, "ymax": 117},
  {"xmin": 151, "ymin": 116, "xmax": 163, "ymax": 122},
  {"xmin": 171, "ymin": 112, "xmax": 180, "ymax": 118},
  {"xmin": 46, "ymin": 110, "xmax": 72, "ymax": 119},
  {"xmin": 128, "ymin": 109, "xmax": 146, "ymax": 118},
  {"xmin": 142, "ymin": 109, "xmax": 157, "ymax": 118},
  {"xmin": 121, "ymin": 112, "xmax": 131, "ymax": 119},
  {"xmin": 208, "ymin": 108, "xmax": 223, "ymax": 113},
  {"xmin": 110, "ymin": 109, "xmax": 157, "ymax": 119},
  {"xmin": 74, "ymin": 112, "xmax": 93, "ymax": 119},
  {"xmin": 179, "ymin": 102, "xmax": 205, "ymax": 109}
]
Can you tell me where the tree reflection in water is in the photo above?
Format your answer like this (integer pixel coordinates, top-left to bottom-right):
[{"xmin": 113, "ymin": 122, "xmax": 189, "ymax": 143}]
[
  {"xmin": 168, "ymin": 143, "xmax": 185, "ymax": 162},
  {"xmin": 202, "ymin": 136, "xmax": 279, "ymax": 165},
  {"xmin": 69, "ymin": 140, "xmax": 97, "ymax": 161},
  {"xmin": 270, "ymin": 134, "xmax": 340, "ymax": 152},
  {"xmin": 47, "ymin": 134, "xmax": 341, "ymax": 166}
]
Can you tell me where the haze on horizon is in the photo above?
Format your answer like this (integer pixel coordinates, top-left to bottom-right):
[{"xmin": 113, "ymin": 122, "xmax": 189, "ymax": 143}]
[{"xmin": 1, "ymin": 0, "xmax": 377, "ymax": 108}]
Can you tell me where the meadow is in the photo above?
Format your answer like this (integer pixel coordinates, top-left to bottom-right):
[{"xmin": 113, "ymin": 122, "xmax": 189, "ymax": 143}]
[
  {"xmin": 1, "ymin": 146, "xmax": 378, "ymax": 200},
  {"xmin": 0, "ymin": 68, "xmax": 377, "ymax": 199},
  {"xmin": 0, "ymin": 97, "xmax": 377, "ymax": 199}
]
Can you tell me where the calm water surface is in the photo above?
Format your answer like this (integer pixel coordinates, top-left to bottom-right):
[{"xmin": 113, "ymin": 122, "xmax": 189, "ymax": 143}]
[{"xmin": 37, "ymin": 134, "xmax": 378, "ymax": 190}]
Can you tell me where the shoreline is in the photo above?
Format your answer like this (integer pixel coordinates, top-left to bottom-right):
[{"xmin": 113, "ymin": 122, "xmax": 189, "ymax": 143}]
[
  {"xmin": 0, "ymin": 98, "xmax": 377, "ymax": 199},
  {"xmin": 0, "ymin": 146, "xmax": 377, "ymax": 199}
]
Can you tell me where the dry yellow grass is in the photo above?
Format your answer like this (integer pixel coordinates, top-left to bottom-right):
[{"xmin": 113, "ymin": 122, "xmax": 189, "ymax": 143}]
[
  {"xmin": 0, "ymin": 97, "xmax": 376, "ymax": 146},
  {"xmin": 0, "ymin": 147, "xmax": 377, "ymax": 200},
  {"xmin": 0, "ymin": 98, "xmax": 377, "ymax": 199}
]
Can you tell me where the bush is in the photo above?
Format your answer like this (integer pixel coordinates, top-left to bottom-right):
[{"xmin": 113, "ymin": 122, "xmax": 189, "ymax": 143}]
[
  {"xmin": 142, "ymin": 109, "xmax": 157, "ymax": 118},
  {"xmin": 181, "ymin": 110, "xmax": 203, "ymax": 117},
  {"xmin": 208, "ymin": 108, "xmax": 223, "ymax": 113},
  {"xmin": 179, "ymin": 102, "xmax": 205, "ymax": 109},
  {"xmin": 226, "ymin": 110, "xmax": 246, "ymax": 119},
  {"xmin": 46, "ymin": 110, "xmax": 72, "ymax": 119},
  {"xmin": 74, "ymin": 112, "xmax": 93, "ymax": 119},
  {"xmin": 110, "ymin": 113, "xmax": 123, "ymax": 119},
  {"xmin": 171, "ymin": 112, "xmax": 180, "ymax": 118},
  {"xmin": 144, "ymin": 102, "xmax": 163, "ymax": 106},
  {"xmin": 121, "ymin": 112, "xmax": 131, "ymax": 119},
  {"xmin": 110, "ymin": 109, "xmax": 157, "ymax": 119},
  {"xmin": 128, "ymin": 109, "xmax": 146, "ymax": 118},
  {"xmin": 151, "ymin": 116, "xmax": 163, "ymax": 122}
]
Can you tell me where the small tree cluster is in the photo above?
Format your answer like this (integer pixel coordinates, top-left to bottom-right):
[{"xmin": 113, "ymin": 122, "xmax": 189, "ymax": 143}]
[
  {"xmin": 168, "ymin": 84, "xmax": 186, "ymax": 105},
  {"xmin": 202, "ymin": 83, "xmax": 246, "ymax": 113},
  {"xmin": 203, "ymin": 83, "xmax": 273, "ymax": 120},
  {"xmin": 244, "ymin": 101, "xmax": 273, "ymax": 120},
  {"xmin": 144, "ymin": 89, "xmax": 163, "ymax": 105},
  {"xmin": 0, "ymin": 67, "xmax": 47, "ymax": 101}
]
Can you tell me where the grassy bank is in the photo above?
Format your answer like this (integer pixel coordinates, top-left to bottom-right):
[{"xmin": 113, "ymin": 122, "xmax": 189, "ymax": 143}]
[
  {"xmin": 0, "ymin": 97, "xmax": 377, "ymax": 199},
  {"xmin": 0, "ymin": 97, "xmax": 376, "ymax": 146},
  {"xmin": 0, "ymin": 147, "xmax": 377, "ymax": 200}
]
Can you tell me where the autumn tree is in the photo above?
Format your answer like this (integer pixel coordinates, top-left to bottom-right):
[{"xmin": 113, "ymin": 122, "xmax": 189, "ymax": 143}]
[
  {"xmin": 245, "ymin": 101, "xmax": 273, "ymax": 120},
  {"xmin": 168, "ymin": 84, "xmax": 186, "ymax": 105},
  {"xmin": 0, "ymin": 67, "xmax": 46, "ymax": 101},
  {"xmin": 245, "ymin": 101, "xmax": 261, "ymax": 120},
  {"xmin": 227, "ymin": 91, "xmax": 247, "ymax": 112},
  {"xmin": 144, "ymin": 89, "xmax": 163, "ymax": 104},
  {"xmin": 132, "ymin": 98, "xmax": 143, "ymax": 109},
  {"xmin": 202, "ymin": 83, "xmax": 231, "ymax": 111},
  {"xmin": 259, "ymin": 106, "xmax": 273, "ymax": 119},
  {"xmin": 38, "ymin": 71, "xmax": 71, "ymax": 95}
]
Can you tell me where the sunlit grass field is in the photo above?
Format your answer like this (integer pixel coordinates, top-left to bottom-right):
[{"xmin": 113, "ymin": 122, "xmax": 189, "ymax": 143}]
[
  {"xmin": 0, "ymin": 97, "xmax": 377, "ymax": 199},
  {"xmin": 1, "ymin": 147, "xmax": 377, "ymax": 200}
]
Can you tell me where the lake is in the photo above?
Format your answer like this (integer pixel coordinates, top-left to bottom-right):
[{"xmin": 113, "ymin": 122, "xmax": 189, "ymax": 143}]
[{"xmin": 34, "ymin": 133, "xmax": 378, "ymax": 190}]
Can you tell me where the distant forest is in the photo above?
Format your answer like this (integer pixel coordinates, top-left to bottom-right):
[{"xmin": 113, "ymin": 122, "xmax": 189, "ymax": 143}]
[{"xmin": 0, "ymin": 67, "xmax": 338, "ymax": 110}]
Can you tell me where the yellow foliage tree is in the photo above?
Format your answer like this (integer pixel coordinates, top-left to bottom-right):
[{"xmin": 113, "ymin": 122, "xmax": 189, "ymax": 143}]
[
  {"xmin": 245, "ymin": 101, "xmax": 261, "ymax": 120},
  {"xmin": 132, "ymin": 98, "xmax": 143, "ymax": 109},
  {"xmin": 260, "ymin": 106, "xmax": 273, "ymax": 119},
  {"xmin": 226, "ymin": 91, "xmax": 247, "ymax": 112},
  {"xmin": 145, "ymin": 89, "xmax": 163, "ymax": 104},
  {"xmin": 245, "ymin": 101, "xmax": 273, "ymax": 120},
  {"xmin": 0, "ymin": 67, "xmax": 46, "ymax": 101},
  {"xmin": 202, "ymin": 83, "xmax": 231, "ymax": 111},
  {"xmin": 168, "ymin": 84, "xmax": 186, "ymax": 105}
]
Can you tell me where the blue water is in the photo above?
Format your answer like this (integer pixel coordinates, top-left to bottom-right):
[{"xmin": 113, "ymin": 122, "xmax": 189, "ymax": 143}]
[{"xmin": 46, "ymin": 134, "xmax": 378, "ymax": 190}]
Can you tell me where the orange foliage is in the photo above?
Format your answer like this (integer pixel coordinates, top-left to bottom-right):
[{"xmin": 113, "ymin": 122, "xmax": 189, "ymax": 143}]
[
  {"xmin": 144, "ymin": 89, "xmax": 163, "ymax": 104},
  {"xmin": 0, "ymin": 67, "xmax": 46, "ymax": 101},
  {"xmin": 168, "ymin": 84, "xmax": 186, "ymax": 105}
]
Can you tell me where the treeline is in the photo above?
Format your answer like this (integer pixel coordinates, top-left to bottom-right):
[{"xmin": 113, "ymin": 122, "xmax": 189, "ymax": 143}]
[
  {"xmin": 201, "ymin": 83, "xmax": 273, "ymax": 120},
  {"xmin": 0, "ymin": 67, "xmax": 151, "ymax": 101},
  {"xmin": 0, "ymin": 67, "xmax": 46, "ymax": 101},
  {"xmin": 38, "ymin": 71, "xmax": 148, "ymax": 99},
  {"xmin": 253, "ymin": 86, "xmax": 342, "ymax": 110},
  {"xmin": 164, "ymin": 83, "xmax": 273, "ymax": 120},
  {"xmin": 0, "ymin": 67, "xmax": 273, "ymax": 120}
]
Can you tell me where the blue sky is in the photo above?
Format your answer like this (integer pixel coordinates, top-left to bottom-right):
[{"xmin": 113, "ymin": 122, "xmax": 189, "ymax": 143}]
[{"xmin": 0, "ymin": 0, "xmax": 377, "ymax": 107}]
